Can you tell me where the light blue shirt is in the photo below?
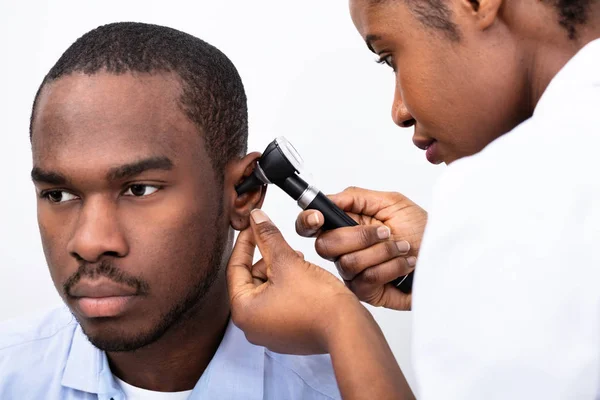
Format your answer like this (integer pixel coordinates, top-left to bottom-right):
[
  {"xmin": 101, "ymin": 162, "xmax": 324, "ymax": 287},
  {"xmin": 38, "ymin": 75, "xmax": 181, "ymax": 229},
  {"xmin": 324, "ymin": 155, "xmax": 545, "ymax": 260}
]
[{"xmin": 0, "ymin": 306, "xmax": 341, "ymax": 399}]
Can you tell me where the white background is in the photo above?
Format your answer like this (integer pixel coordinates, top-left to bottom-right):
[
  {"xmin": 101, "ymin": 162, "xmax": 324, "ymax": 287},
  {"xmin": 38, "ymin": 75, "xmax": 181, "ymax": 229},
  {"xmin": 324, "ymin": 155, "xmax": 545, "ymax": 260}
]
[{"xmin": 0, "ymin": 0, "xmax": 443, "ymax": 389}]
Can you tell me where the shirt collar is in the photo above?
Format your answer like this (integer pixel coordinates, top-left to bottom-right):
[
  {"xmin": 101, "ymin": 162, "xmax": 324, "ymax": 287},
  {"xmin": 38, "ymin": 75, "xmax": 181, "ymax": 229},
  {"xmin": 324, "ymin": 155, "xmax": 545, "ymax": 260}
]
[
  {"xmin": 534, "ymin": 38, "xmax": 600, "ymax": 117},
  {"xmin": 61, "ymin": 319, "xmax": 265, "ymax": 400},
  {"xmin": 189, "ymin": 319, "xmax": 265, "ymax": 400},
  {"xmin": 61, "ymin": 325, "xmax": 121, "ymax": 399}
]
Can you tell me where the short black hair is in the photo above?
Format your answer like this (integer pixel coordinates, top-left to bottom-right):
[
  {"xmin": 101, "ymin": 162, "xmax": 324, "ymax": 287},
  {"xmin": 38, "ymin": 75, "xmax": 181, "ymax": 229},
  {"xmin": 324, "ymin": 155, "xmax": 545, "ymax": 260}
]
[
  {"xmin": 30, "ymin": 22, "xmax": 248, "ymax": 175},
  {"xmin": 397, "ymin": 0, "xmax": 593, "ymax": 41}
]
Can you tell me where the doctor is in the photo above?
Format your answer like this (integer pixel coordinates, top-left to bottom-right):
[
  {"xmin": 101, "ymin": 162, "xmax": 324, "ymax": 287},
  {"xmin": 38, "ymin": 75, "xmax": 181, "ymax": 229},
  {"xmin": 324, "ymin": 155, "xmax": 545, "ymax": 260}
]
[{"xmin": 228, "ymin": 0, "xmax": 600, "ymax": 399}]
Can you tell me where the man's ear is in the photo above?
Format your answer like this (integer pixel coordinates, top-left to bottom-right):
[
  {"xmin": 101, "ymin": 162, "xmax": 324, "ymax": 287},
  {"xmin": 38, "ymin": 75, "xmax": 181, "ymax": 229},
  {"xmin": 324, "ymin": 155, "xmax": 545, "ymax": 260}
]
[
  {"xmin": 460, "ymin": 0, "xmax": 502, "ymax": 30},
  {"xmin": 225, "ymin": 152, "xmax": 267, "ymax": 231}
]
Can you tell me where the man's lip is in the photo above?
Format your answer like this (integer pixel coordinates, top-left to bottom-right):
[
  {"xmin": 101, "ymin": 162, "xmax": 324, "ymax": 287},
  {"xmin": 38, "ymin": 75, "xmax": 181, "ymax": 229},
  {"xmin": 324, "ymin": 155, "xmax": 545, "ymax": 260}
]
[
  {"xmin": 69, "ymin": 278, "xmax": 138, "ymax": 298},
  {"xmin": 74, "ymin": 296, "xmax": 138, "ymax": 318}
]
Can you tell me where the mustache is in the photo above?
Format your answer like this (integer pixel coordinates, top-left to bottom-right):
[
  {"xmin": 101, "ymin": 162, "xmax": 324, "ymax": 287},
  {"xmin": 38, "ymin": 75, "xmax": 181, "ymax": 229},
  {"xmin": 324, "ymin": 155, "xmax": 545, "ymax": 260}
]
[{"xmin": 63, "ymin": 259, "xmax": 149, "ymax": 297}]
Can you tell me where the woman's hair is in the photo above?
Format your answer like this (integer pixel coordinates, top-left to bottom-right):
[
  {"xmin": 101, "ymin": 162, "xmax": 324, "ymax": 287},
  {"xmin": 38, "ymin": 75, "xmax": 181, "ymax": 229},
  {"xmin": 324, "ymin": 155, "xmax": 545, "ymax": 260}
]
[{"xmin": 397, "ymin": 0, "xmax": 595, "ymax": 40}]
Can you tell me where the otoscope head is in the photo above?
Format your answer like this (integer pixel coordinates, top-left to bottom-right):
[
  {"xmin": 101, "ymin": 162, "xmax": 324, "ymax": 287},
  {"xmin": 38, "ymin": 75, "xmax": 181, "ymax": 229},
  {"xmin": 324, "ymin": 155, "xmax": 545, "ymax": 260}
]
[{"xmin": 235, "ymin": 137, "xmax": 304, "ymax": 195}]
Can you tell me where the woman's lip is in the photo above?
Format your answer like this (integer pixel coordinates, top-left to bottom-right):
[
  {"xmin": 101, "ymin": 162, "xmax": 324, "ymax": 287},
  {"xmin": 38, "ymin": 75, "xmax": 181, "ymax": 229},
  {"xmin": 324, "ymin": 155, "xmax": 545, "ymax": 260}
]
[
  {"xmin": 412, "ymin": 136, "xmax": 435, "ymax": 151},
  {"xmin": 75, "ymin": 295, "xmax": 137, "ymax": 318},
  {"xmin": 425, "ymin": 141, "xmax": 443, "ymax": 164}
]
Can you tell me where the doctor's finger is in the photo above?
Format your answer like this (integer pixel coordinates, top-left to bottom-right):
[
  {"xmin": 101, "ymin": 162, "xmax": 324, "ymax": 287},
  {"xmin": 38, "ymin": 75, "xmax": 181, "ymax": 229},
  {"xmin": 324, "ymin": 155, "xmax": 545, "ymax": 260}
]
[
  {"xmin": 334, "ymin": 241, "xmax": 411, "ymax": 280},
  {"xmin": 315, "ymin": 224, "xmax": 394, "ymax": 261},
  {"xmin": 295, "ymin": 210, "xmax": 325, "ymax": 237},
  {"xmin": 353, "ymin": 257, "xmax": 415, "ymax": 289},
  {"xmin": 329, "ymin": 187, "xmax": 409, "ymax": 218}
]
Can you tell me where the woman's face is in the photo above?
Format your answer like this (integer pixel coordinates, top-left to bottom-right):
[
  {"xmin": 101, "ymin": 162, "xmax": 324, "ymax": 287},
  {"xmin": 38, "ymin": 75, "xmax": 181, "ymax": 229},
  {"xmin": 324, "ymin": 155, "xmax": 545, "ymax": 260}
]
[{"xmin": 350, "ymin": 0, "xmax": 532, "ymax": 164}]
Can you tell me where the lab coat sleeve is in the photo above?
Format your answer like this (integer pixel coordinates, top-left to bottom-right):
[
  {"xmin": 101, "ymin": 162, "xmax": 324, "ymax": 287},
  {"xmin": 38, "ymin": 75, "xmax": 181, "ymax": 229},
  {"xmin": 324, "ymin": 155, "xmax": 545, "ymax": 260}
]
[{"xmin": 410, "ymin": 118, "xmax": 600, "ymax": 399}]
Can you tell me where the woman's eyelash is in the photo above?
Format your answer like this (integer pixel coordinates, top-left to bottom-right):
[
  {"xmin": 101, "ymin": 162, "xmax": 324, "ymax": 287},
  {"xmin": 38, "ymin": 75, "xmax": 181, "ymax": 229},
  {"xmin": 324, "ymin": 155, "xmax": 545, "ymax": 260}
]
[{"xmin": 375, "ymin": 54, "xmax": 393, "ymax": 67}]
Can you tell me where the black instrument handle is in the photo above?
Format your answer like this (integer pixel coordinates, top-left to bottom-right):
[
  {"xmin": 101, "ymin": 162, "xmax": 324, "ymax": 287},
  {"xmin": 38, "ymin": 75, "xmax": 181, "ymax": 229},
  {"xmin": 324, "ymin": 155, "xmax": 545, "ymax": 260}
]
[{"xmin": 305, "ymin": 192, "xmax": 413, "ymax": 294}]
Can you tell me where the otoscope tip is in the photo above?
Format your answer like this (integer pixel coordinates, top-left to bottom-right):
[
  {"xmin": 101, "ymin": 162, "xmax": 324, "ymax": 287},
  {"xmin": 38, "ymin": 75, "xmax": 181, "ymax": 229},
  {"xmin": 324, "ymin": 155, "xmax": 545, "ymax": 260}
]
[{"xmin": 235, "ymin": 171, "xmax": 264, "ymax": 195}]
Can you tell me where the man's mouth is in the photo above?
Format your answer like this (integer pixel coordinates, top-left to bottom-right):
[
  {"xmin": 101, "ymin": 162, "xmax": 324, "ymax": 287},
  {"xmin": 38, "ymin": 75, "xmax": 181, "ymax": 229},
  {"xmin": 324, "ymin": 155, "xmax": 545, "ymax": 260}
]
[{"xmin": 69, "ymin": 278, "xmax": 140, "ymax": 318}]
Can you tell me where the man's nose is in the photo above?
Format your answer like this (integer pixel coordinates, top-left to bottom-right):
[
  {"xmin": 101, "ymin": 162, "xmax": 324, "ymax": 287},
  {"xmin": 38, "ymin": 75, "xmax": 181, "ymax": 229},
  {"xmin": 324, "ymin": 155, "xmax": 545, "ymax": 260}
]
[
  {"xmin": 66, "ymin": 197, "xmax": 129, "ymax": 263},
  {"xmin": 391, "ymin": 89, "xmax": 416, "ymax": 128}
]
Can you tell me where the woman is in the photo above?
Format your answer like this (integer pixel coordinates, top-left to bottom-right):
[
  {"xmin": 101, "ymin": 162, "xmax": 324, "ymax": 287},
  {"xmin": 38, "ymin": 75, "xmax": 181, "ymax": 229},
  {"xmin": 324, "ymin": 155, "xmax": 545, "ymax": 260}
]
[{"xmin": 228, "ymin": 0, "xmax": 600, "ymax": 398}]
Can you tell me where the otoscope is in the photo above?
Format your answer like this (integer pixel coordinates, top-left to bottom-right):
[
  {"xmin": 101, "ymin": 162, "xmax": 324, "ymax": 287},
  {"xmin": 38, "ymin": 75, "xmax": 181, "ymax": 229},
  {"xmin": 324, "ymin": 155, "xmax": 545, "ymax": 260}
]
[{"xmin": 235, "ymin": 137, "xmax": 414, "ymax": 294}]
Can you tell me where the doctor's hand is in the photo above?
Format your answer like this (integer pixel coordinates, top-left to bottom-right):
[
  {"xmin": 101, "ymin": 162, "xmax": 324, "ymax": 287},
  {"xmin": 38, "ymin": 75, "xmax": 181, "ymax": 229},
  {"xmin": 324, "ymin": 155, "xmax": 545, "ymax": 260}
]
[
  {"xmin": 295, "ymin": 187, "xmax": 427, "ymax": 311},
  {"xmin": 227, "ymin": 209, "xmax": 363, "ymax": 355},
  {"xmin": 228, "ymin": 209, "xmax": 416, "ymax": 400}
]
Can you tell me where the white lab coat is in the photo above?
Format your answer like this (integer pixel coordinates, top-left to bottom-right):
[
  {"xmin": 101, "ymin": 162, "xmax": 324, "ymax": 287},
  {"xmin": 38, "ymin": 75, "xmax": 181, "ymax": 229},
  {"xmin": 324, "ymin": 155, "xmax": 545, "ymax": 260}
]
[{"xmin": 412, "ymin": 39, "xmax": 600, "ymax": 399}]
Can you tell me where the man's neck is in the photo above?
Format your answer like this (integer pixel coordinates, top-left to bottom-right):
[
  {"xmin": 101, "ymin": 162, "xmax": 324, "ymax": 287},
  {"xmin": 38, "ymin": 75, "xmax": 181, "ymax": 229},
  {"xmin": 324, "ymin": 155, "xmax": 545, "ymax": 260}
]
[{"xmin": 107, "ymin": 282, "xmax": 231, "ymax": 392}]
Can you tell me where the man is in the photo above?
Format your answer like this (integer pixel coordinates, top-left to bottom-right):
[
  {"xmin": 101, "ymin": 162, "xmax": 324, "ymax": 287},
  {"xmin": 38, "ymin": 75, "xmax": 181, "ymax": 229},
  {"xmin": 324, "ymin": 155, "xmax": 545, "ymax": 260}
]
[
  {"xmin": 0, "ymin": 22, "xmax": 340, "ymax": 400},
  {"xmin": 226, "ymin": 1, "xmax": 600, "ymax": 399}
]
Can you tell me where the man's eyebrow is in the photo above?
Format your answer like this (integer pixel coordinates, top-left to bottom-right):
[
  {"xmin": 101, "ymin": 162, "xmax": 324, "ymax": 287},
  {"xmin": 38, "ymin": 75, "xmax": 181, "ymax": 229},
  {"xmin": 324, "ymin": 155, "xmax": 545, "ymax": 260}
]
[
  {"xmin": 107, "ymin": 157, "xmax": 174, "ymax": 181},
  {"xmin": 365, "ymin": 34, "xmax": 382, "ymax": 53},
  {"xmin": 31, "ymin": 168, "xmax": 69, "ymax": 185}
]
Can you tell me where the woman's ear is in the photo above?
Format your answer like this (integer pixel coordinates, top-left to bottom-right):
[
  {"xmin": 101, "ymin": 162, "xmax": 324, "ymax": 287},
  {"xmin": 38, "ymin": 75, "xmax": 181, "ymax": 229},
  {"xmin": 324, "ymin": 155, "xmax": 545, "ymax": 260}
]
[
  {"xmin": 459, "ymin": 0, "xmax": 502, "ymax": 31},
  {"xmin": 226, "ymin": 152, "xmax": 267, "ymax": 231}
]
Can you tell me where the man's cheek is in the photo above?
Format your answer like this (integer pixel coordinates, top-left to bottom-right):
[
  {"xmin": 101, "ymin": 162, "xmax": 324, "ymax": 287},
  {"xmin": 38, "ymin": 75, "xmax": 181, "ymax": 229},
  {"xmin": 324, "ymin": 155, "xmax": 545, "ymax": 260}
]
[
  {"xmin": 39, "ymin": 233, "xmax": 61, "ymax": 279},
  {"xmin": 45, "ymin": 260, "xmax": 70, "ymax": 301},
  {"xmin": 38, "ymin": 231, "xmax": 72, "ymax": 295}
]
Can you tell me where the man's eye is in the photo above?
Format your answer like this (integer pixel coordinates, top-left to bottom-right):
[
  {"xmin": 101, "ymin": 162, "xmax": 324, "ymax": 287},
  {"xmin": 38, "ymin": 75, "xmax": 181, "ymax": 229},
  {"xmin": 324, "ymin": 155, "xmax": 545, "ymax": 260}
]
[
  {"xmin": 42, "ymin": 190, "xmax": 78, "ymax": 203},
  {"xmin": 124, "ymin": 184, "xmax": 160, "ymax": 197},
  {"xmin": 376, "ymin": 54, "xmax": 394, "ymax": 70}
]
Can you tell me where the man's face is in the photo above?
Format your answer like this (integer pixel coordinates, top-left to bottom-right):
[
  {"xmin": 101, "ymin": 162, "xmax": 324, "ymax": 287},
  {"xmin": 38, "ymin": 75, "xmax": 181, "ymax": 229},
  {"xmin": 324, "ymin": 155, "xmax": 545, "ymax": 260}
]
[
  {"xmin": 350, "ymin": 0, "xmax": 531, "ymax": 164},
  {"xmin": 31, "ymin": 72, "xmax": 231, "ymax": 351}
]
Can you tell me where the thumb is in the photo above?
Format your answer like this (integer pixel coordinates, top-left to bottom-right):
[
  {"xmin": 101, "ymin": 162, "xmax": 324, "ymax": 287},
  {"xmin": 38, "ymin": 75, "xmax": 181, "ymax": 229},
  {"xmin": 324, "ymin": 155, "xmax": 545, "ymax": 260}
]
[
  {"xmin": 227, "ymin": 228, "xmax": 257, "ymax": 303},
  {"xmin": 249, "ymin": 209, "xmax": 297, "ymax": 266}
]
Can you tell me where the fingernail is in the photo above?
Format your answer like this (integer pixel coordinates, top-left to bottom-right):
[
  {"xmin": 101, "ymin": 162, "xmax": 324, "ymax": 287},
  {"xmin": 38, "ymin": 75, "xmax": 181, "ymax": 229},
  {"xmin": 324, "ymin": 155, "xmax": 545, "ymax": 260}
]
[
  {"xmin": 310, "ymin": 212, "xmax": 320, "ymax": 227},
  {"xmin": 251, "ymin": 209, "xmax": 270, "ymax": 224},
  {"xmin": 377, "ymin": 225, "xmax": 391, "ymax": 240},
  {"xmin": 396, "ymin": 241, "xmax": 410, "ymax": 253},
  {"xmin": 407, "ymin": 256, "xmax": 417, "ymax": 268}
]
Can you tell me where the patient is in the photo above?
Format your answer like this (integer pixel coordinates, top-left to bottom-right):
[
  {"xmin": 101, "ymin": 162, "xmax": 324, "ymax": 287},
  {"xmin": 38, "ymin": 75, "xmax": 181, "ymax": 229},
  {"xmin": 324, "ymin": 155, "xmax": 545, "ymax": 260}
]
[{"xmin": 0, "ymin": 22, "xmax": 340, "ymax": 400}]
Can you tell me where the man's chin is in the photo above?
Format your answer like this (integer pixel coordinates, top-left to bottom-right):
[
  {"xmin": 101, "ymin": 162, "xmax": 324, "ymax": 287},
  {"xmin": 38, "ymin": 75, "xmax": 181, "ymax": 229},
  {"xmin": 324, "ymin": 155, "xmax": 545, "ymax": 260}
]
[
  {"xmin": 79, "ymin": 322, "xmax": 156, "ymax": 352},
  {"xmin": 71, "ymin": 313, "xmax": 165, "ymax": 352}
]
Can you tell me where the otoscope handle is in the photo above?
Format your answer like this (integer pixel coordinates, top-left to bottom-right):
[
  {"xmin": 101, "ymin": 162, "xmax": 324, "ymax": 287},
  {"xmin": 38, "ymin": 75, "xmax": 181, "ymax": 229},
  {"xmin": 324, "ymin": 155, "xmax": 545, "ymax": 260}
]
[
  {"xmin": 304, "ymin": 192, "xmax": 414, "ymax": 294},
  {"xmin": 305, "ymin": 192, "xmax": 357, "ymax": 230}
]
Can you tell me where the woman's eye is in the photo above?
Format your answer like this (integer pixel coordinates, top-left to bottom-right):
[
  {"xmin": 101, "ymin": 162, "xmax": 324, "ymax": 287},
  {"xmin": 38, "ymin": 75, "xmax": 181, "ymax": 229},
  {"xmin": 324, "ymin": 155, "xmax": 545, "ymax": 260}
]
[
  {"xmin": 43, "ymin": 190, "xmax": 78, "ymax": 203},
  {"xmin": 124, "ymin": 184, "xmax": 160, "ymax": 197},
  {"xmin": 376, "ymin": 54, "xmax": 395, "ymax": 70}
]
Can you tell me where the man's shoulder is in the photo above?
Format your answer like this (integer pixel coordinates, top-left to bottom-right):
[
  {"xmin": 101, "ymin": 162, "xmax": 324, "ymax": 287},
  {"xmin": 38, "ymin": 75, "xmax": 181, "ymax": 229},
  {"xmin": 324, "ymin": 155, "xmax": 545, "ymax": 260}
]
[
  {"xmin": 215, "ymin": 321, "xmax": 341, "ymax": 399},
  {"xmin": 264, "ymin": 351, "xmax": 341, "ymax": 399},
  {"xmin": 0, "ymin": 305, "xmax": 78, "ymax": 378},
  {"xmin": 0, "ymin": 305, "xmax": 77, "ymax": 369},
  {"xmin": 0, "ymin": 305, "xmax": 77, "ymax": 352},
  {"xmin": 0, "ymin": 307, "xmax": 86, "ymax": 398}
]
